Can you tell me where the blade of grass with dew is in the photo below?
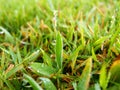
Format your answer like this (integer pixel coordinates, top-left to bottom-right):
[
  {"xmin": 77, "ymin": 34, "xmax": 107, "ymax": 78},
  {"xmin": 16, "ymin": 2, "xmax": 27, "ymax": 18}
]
[
  {"xmin": 30, "ymin": 62, "xmax": 56, "ymax": 77},
  {"xmin": 24, "ymin": 74, "xmax": 43, "ymax": 90},
  {"xmin": 23, "ymin": 49, "xmax": 40, "ymax": 64},
  {"xmin": 0, "ymin": 47, "xmax": 10, "ymax": 54},
  {"xmin": 0, "ymin": 26, "xmax": 14, "ymax": 44},
  {"xmin": 56, "ymin": 32, "xmax": 63, "ymax": 70},
  {"xmin": 77, "ymin": 57, "xmax": 92, "ymax": 90},
  {"xmin": 40, "ymin": 77, "xmax": 57, "ymax": 90}
]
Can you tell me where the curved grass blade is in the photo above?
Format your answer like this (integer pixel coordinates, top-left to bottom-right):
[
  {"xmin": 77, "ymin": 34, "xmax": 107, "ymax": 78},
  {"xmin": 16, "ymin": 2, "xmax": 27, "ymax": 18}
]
[
  {"xmin": 24, "ymin": 74, "xmax": 43, "ymax": 90},
  {"xmin": 77, "ymin": 57, "xmax": 92, "ymax": 90},
  {"xmin": 40, "ymin": 77, "xmax": 57, "ymax": 90},
  {"xmin": 56, "ymin": 32, "xmax": 63, "ymax": 70},
  {"xmin": 23, "ymin": 50, "xmax": 40, "ymax": 64},
  {"xmin": 30, "ymin": 63, "xmax": 56, "ymax": 77},
  {"xmin": 0, "ymin": 26, "xmax": 14, "ymax": 43},
  {"xmin": 93, "ymin": 36, "xmax": 109, "ymax": 46},
  {"xmin": 0, "ymin": 47, "xmax": 10, "ymax": 54}
]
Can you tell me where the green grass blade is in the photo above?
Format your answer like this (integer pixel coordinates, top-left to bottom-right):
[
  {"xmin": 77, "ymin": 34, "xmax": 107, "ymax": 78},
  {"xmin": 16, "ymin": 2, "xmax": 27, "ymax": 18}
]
[
  {"xmin": 4, "ymin": 79, "xmax": 15, "ymax": 90},
  {"xmin": 41, "ymin": 49, "xmax": 52, "ymax": 66},
  {"xmin": 79, "ymin": 29, "xmax": 85, "ymax": 46},
  {"xmin": 67, "ymin": 25, "xmax": 74, "ymax": 42},
  {"xmin": 47, "ymin": 0, "xmax": 55, "ymax": 11},
  {"xmin": 109, "ymin": 60, "xmax": 120, "ymax": 83},
  {"xmin": 72, "ymin": 82, "xmax": 77, "ymax": 90},
  {"xmin": 23, "ymin": 49, "xmax": 40, "ymax": 63},
  {"xmin": 56, "ymin": 32, "xmax": 63, "ymax": 70},
  {"xmin": 92, "ymin": 47, "xmax": 99, "ymax": 63},
  {"xmin": 0, "ymin": 26, "xmax": 14, "ymax": 43},
  {"xmin": 9, "ymin": 47, "xmax": 17, "ymax": 64},
  {"xmin": 93, "ymin": 36, "xmax": 109, "ymax": 46},
  {"xmin": 95, "ymin": 83, "xmax": 101, "ymax": 90},
  {"xmin": 30, "ymin": 62, "xmax": 56, "ymax": 77},
  {"xmin": 0, "ymin": 47, "xmax": 10, "ymax": 54},
  {"xmin": 40, "ymin": 77, "xmax": 57, "ymax": 90},
  {"xmin": 99, "ymin": 64, "xmax": 110, "ymax": 90},
  {"xmin": 1, "ymin": 52, "xmax": 5, "ymax": 70},
  {"xmin": 24, "ymin": 74, "xmax": 43, "ymax": 90},
  {"xmin": 77, "ymin": 57, "xmax": 92, "ymax": 90},
  {"xmin": 5, "ymin": 64, "xmax": 23, "ymax": 79},
  {"xmin": 107, "ymin": 28, "xmax": 120, "ymax": 57},
  {"xmin": 17, "ymin": 47, "xmax": 22, "ymax": 64},
  {"xmin": 69, "ymin": 45, "xmax": 83, "ymax": 73}
]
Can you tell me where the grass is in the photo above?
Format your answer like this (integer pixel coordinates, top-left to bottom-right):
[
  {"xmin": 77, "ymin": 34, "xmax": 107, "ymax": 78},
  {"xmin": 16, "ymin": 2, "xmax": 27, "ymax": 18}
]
[{"xmin": 0, "ymin": 0, "xmax": 120, "ymax": 90}]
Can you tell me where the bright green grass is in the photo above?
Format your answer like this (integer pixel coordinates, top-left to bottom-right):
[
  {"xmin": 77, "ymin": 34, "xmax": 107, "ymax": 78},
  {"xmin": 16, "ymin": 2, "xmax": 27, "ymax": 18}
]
[{"xmin": 0, "ymin": 0, "xmax": 120, "ymax": 90}]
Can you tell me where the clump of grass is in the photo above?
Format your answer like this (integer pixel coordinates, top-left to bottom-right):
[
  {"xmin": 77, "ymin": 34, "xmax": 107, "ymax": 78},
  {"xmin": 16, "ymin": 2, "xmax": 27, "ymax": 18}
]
[{"xmin": 0, "ymin": 0, "xmax": 120, "ymax": 90}]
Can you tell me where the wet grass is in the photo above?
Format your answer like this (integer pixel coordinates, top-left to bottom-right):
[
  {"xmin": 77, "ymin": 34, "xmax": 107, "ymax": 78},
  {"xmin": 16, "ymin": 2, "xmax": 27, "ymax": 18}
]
[{"xmin": 0, "ymin": 0, "xmax": 120, "ymax": 90}]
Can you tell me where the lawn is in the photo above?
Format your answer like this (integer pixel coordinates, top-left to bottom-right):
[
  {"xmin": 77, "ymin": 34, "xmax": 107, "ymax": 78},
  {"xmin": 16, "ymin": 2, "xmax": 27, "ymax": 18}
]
[{"xmin": 0, "ymin": 0, "xmax": 120, "ymax": 90}]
